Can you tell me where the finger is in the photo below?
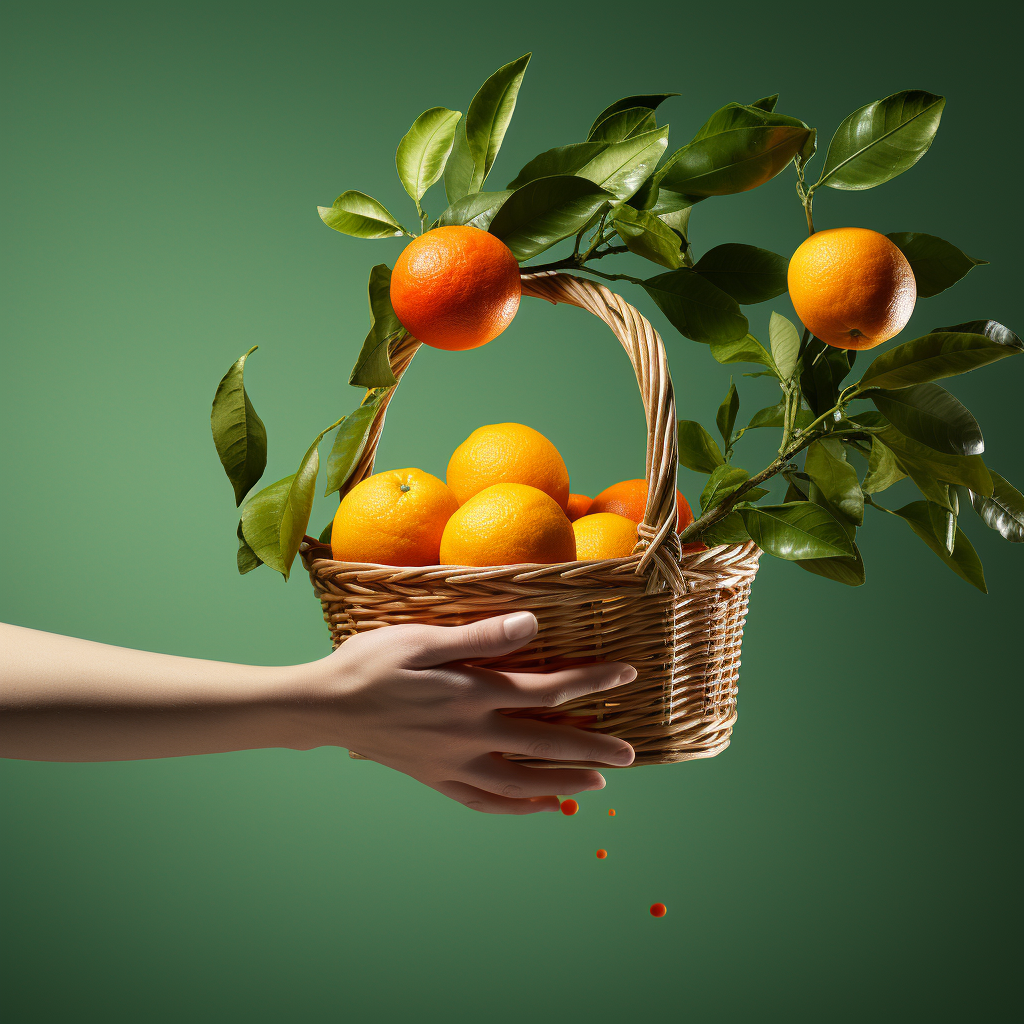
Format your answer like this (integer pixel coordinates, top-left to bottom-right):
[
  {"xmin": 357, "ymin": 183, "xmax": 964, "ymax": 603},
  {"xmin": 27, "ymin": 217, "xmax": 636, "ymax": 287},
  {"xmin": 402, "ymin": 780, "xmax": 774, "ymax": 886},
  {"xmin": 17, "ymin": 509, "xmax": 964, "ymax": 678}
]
[
  {"xmin": 490, "ymin": 661, "xmax": 637, "ymax": 709},
  {"xmin": 459, "ymin": 753, "xmax": 606, "ymax": 799},
  {"xmin": 492, "ymin": 717, "xmax": 635, "ymax": 767},
  {"xmin": 401, "ymin": 612, "xmax": 539, "ymax": 668},
  {"xmin": 435, "ymin": 780, "xmax": 560, "ymax": 815}
]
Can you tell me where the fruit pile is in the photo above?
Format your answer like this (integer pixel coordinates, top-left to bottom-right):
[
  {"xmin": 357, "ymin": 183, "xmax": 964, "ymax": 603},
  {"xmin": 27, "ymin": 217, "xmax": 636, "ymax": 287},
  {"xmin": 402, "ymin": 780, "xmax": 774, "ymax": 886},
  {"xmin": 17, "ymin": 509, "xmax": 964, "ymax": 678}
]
[{"xmin": 330, "ymin": 421, "xmax": 697, "ymax": 567}]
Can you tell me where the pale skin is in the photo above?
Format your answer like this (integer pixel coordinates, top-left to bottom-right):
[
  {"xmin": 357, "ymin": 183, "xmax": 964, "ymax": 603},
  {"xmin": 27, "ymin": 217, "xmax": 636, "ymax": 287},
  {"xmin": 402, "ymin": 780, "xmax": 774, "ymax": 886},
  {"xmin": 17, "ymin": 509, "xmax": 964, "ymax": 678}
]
[{"xmin": 0, "ymin": 612, "xmax": 636, "ymax": 814}]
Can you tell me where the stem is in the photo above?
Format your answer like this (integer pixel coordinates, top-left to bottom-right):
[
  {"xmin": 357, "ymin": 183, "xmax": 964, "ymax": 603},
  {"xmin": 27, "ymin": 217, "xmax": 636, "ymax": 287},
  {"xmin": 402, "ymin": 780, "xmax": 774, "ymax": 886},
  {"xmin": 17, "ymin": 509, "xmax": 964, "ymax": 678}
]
[{"xmin": 803, "ymin": 195, "xmax": 815, "ymax": 235}]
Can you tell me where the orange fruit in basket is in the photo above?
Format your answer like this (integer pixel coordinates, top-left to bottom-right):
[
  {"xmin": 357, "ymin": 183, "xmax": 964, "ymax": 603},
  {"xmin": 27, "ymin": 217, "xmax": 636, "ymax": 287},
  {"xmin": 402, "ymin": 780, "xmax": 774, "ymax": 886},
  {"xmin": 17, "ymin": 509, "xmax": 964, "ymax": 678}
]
[
  {"xmin": 331, "ymin": 468, "xmax": 458, "ymax": 566},
  {"xmin": 439, "ymin": 483, "xmax": 576, "ymax": 566},
  {"xmin": 572, "ymin": 512, "xmax": 638, "ymax": 560},
  {"xmin": 390, "ymin": 226, "xmax": 522, "ymax": 351},
  {"xmin": 447, "ymin": 423, "xmax": 570, "ymax": 510},
  {"xmin": 787, "ymin": 227, "xmax": 916, "ymax": 350},
  {"xmin": 566, "ymin": 493, "xmax": 593, "ymax": 521},
  {"xmin": 590, "ymin": 479, "xmax": 694, "ymax": 533}
]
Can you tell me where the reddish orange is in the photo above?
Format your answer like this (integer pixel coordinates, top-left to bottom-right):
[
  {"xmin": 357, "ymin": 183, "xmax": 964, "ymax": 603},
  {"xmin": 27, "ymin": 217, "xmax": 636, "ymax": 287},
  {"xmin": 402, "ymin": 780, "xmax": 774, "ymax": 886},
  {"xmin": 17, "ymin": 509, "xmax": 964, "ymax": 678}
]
[
  {"xmin": 590, "ymin": 479, "xmax": 694, "ymax": 533},
  {"xmin": 608, "ymin": 809, "xmax": 616, "ymax": 816},
  {"xmin": 596, "ymin": 849, "xmax": 608, "ymax": 859},
  {"xmin": 566, "ymin": 493, "xmax": 593, "ymax": 521},
  {"xmin": 650, "ymin": 903, "xmax": 667, "ymax": 918},
  {"xmin": 560, "ymin": 799, "xmax": 579, "ymax": 816}
]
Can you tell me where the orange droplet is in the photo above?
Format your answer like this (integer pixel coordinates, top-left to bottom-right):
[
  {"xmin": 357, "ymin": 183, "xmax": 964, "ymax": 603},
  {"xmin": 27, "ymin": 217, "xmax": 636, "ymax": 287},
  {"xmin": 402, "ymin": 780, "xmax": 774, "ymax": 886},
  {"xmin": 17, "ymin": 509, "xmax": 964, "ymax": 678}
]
[
  {"xmin": 608, "ymin": 809, "xmax": 616, "ymax": 816},
  {"xmin": 650, "ymin": 903, "xmax": 667, "ymax": 918},
  {"xmin": 560, "ymin": 799, "xmax": 579, "ymax": 816},
  {"xmin": 596, "ymin": 849, "xmax": 607, "ymax": 859}
]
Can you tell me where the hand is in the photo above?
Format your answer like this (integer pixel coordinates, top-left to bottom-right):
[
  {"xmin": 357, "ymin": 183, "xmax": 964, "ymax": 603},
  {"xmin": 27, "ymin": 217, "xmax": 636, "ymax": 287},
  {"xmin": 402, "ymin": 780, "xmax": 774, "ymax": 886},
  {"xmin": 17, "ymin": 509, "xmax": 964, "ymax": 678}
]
[{"xmin": 302, "ymin": 611, "xmax": 636, "ymax": 814}]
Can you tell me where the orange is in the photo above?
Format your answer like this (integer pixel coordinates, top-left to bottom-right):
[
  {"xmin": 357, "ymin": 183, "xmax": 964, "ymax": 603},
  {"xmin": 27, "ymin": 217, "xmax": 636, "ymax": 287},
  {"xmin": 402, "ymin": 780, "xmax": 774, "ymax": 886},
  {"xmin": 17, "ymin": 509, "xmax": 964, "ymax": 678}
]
[
  {"xmin": 331, "ymin": 468, "xmax": 458, "ymax": 566},
  {"xmin": 589, "ymin": 479, "xmax": 694, "ymax": 534},
  {"xmin": 572, "ymin": 512, "xmax": 638, "ymax": 560},
  {"xmin": 390, "ymin": 226, "xmax": 521, "ymax": 351},
  {"xmin": 439, "ymin": 483, "xmax": 576, "ymax": 566},
  {"xmin": 447, "ymin": 423, "xmax": 570, "ymax": 510},
  {"xmin": 787, "ymin": 227, "xmax": 916, "ymax": 350},
  {"xmin": 566, "ymin": 493, "xmax": 593, "ymax": 521}
]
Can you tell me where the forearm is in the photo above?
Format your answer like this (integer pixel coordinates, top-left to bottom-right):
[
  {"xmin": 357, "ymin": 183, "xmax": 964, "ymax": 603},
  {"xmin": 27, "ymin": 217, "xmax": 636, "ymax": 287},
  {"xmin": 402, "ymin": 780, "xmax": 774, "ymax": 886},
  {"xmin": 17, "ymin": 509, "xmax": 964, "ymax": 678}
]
[{"xmin": 0, "ymin": 624, "xmax": 314, "ymax": 762}]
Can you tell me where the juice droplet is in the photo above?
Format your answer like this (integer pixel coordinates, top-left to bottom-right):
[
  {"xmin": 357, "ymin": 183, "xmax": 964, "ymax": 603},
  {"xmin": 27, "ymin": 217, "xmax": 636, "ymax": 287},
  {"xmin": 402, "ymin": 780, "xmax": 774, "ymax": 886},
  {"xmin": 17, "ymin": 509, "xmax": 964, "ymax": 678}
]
[
  {"xmin": 650, "ymin": 903, "xmax": 667, "ymax": 918},
  {"xmin": 608, "ymin": 809, "xmax": 616, "ymax": 816},
  {"xmin": 596, "ymin": 849, "xmax": 608, "ymax": 859},
  {"xmin": 560, "ymin": 799, "xmax": 579, "ymax": 816}
]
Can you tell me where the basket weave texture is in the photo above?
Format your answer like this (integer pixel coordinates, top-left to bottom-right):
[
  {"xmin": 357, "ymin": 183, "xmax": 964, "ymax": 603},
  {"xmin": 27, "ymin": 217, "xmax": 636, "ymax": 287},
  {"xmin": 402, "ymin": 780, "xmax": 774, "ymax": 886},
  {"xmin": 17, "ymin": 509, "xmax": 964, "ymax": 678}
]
[{"xmin": 302, "ymin": 272, "xmax": 761, "ymax": 767}]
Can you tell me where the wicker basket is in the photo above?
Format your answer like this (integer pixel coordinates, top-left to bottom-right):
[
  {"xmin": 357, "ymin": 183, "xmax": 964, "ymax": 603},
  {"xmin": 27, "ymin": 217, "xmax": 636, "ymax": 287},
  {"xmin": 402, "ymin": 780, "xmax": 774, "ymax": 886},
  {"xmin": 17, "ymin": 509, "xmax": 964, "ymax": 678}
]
[{"xmin": 300, "ymin": 272, "xmax": 761, "ymax": 768}]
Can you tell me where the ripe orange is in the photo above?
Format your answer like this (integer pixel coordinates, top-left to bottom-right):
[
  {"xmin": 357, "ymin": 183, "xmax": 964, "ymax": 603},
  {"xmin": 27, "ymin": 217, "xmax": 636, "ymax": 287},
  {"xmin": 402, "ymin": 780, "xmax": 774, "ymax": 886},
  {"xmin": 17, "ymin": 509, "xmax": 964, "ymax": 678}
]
[
  {"xmin": 331, "ymin": 468, "xmax": 458, "ymax": 566},
  {"xmin": 566, "ymin": 493, "xmax": 593, "ymax": 521},
  {"xmin": 447, "ymin": 423, "xmax": 570, "ymax": 510},
  {"xmin": 589, "ymin": 479, "xmax": 694, "ymax": 534},
  {"xmin": 439, "ymin": 483, "xmax": 576, "ymax": 566},
  {"xmin": 390, "ymin": 226, "xmax": 521, "ymax": 351},
  {"xmin": 572, "ymin": 512, "xmax": 638, "ymax": 560},
  {"xmin": 788, "ymin": 227, "xmax": 917, "ymax": 350}
]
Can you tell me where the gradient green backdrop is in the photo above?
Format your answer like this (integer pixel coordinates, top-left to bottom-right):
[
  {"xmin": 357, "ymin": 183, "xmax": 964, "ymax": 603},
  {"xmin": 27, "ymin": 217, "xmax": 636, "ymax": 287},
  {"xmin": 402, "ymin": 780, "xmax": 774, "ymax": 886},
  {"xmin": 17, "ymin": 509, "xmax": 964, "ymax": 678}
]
[{"xmin": 2, "ymin": 3, "xmax": 1021, "ymax": 1022}]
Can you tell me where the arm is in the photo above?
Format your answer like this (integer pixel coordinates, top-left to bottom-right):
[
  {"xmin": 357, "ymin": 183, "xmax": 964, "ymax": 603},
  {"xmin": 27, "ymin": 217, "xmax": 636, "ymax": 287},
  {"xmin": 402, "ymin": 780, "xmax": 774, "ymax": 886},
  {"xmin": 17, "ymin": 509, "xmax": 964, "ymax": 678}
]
[{"xmin": 0, "ymin": 613, "xmax": 636, "ymax": 813}]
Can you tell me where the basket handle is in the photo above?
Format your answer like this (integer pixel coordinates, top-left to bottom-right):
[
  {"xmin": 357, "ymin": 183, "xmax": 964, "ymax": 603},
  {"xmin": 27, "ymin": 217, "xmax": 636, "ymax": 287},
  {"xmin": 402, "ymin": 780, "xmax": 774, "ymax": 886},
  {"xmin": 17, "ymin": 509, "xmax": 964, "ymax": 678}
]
[{"xmin": 340, "ymin": 271, "xmax": 685, "ymax": 594}]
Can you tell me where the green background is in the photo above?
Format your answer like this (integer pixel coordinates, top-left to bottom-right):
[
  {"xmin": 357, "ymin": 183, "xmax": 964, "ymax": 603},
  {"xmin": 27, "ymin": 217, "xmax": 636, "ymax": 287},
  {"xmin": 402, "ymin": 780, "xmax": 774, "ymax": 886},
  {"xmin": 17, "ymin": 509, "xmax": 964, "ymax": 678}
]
[{"xmin": 2, "ymin": 2, "xmax": 1021, "ymax": 1021}]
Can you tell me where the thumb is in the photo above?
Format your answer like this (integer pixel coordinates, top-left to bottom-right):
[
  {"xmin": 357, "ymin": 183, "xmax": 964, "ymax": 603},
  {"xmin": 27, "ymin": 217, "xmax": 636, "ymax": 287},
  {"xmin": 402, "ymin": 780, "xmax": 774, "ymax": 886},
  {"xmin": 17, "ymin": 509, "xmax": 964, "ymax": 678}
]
[{"xmin": 404, "ymin": 612, "xmax": 538, "ymax": 667}]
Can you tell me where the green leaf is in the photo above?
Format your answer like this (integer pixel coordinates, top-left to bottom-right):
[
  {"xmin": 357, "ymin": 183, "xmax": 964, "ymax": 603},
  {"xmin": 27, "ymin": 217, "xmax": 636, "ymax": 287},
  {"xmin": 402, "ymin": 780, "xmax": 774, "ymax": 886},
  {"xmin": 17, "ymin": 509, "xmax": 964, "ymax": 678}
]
[
  {"xmin": 716, "ymin": 382, "xmax": 739, "ymax": 446},
  {"xmin": 588, "ymin": 94, "xmax": 678, "ymax": 136},
  {"xmin": 278, "ymin": 432, "xmax": 326, "ymax": 580},
  {"xmin": 236, "ymin": 520, "xmax": 262, "ymax": 575},
  {"xmin": 701, "ymin": 465, "xmax": 749, "ymax": 511},
  {"xmin": 968, "ymin": 471, "xmax": 1024, "ymax": 543},
  {"xmin": 700, "ymin": 511, "xmax": 750, "ymax": 546},
  {"xmin": 801, "ymin": 339, "xmax": 852, "ymax": 416},
  {"xmin": 396, "ymin": 107, "xmax": 462, "ymax": 204},
  {"xmin": 750, "ymin": 94, "xmax": 779, "ymax": 113},
  {"xmin": 435, "ymin": 190, "xmax": 512, "ymax": 231},
  {"xmin": 240, "ymin": 475, "xmax": 293, "ymax": 576},
  {"xmin": 348, "ymin": 265, "xmax": 400, "ymax": 389},
  {"xmin": 886, "ymin": 232, "xmax": 987, "ymax": 298},
  {"xmin": 507, "ymin": 143, "xmax": 608, "ymax": 189},
  {"xmin": 444, "ymin": 118, "xmax": 480, "ymax": 204},
  {"xmin": 588, "ymin": 106, "xmax": 657, "ymax": 143},
  {"xmin": 211, "ymin": 346, "xmax": 268, "ymax": 507},
  {"xmin": 817, "ymin": 91, "xmax": 945, "ymax": 191},
  {"xmin": 769, "ymin": 311, "xmax": 801, "ymax": 381},
  {"xmin": 488, "ymin": 175, "xmax": 611, "ymax": 261},
  {"xmin": 677, "ymin": 419, "xmax": 725, "ymax": 473},
  {"xmin": 709, "ymin": 333, "xmax": 777, "ymax": 374},
  {"xmin": 857, "ymin": 327, "xmax": 1023, "ymax": 390},
  {"xmin": 876, "ymin": 424, "xmax": 992, "ymax": 497},
  {"xmin": 746, "ymin": 401, "xmax": 813, "ymax": 430},
  {"xmin": 892, "ymin": 500, "xmax": 987, "ymax": 592},
  {"xmin": 575, "ymin": 127, "xmax": 669, "ymax": 201},
  {"xmin": 738, "ymin": 502, "xmax": 855, "ymax": 560},
  {"xmin": 318, "ymin": 191, "xmax": 405, "ymax": 239},
  {"xmin": 612, "ymin": 205, "xmax": 683, "ymax": 269},
  {"xmin": 658, "ymin": 102, "xmax": 813, "ymax": 198},
  {"xmin": 323, "ymin": 389, "xmax": 392, "ymax": 497},
  {"xmin": 861, "ymin": 436, "xmax": 906, "ymax": 494},
  {"xmin": 643, "ymin": 269, "xmax": 748, "ymax": 345},
  {"xmin": 693, "ymin": 244, "xmax": 789, "ymax": 304},
  {"xmin": 804, "ymin": 438, "xmax": 863, "ymax": 525},
  {"xmin": 870, "ymin": 383, "xmax": 983, "ymax": 456},
  {"xmin": 318, "ymin": 519, "xmax": 334, "ymax": 545},
  {"xmin": 465, "ymin": 53, "xmax": 531, "ymax": 185},
  {"xmin": 786, "ymin": 475, "xmax": 865, "ymax": 586}
]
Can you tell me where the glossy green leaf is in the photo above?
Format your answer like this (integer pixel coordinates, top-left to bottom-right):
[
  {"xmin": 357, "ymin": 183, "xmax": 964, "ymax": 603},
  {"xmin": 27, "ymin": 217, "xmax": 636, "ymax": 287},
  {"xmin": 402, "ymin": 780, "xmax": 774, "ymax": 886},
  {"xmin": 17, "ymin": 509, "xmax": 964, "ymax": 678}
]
[
  {"xmin": 787, "ymin": 476, "xmax": 865, "ymax": 586},
  {"xmin": 318, "ymin": 519, "xmax": 334, "ymax": 545},
  {"xmin": 278, "ymin": 430, "xmax": 328, "ymax": 580},
  {"xmin": 769, "ymin": 311, "xmax": 801, "ymax": 381},
  {"xmin": 693, "ymin": 244, "xmax": 789, "ymax": 304},
  {"xmin": 876, "ymin": 424, "xmax": 992, "ymax": 497},
  {"xmin": 588, "ymin": 94, "xmax": 678, "ymax": 136},
  {"xmin": 801, "ymin": 338, "xmax": 853, "ymax": 415},
  {"xmin": 677, "ymin": 419, "xmax": 725, "ymax": 473},
  {"xmin": 892, "ymin": 500, "xmax": 987, "ymax": 592},
  {"xmin": 349, "ymin": 265, "xmax": 400, "ymax": 389},
  {"xmin": 856, "ymin": 327, "xmax": 1023, "ymax": 390},
  {"xmin": 746, "ymin": 401, "xmax": 813, "ymax": 430},
  {"xmin": 612, "ymin": 205, "xmax": 683, "ymax": 269},
  {"xmin": 805, "ymin": 438, "xmax": 863, "ymax": 525},
  {"xmin": 465, "ymin": 53, "xmax": 531, "ymax": 184},
  {"xmin": 738, "ymin": 502, "xmax": 855, "ymax": 560},
  {"xmin": 750, "ymin": 94, "xmax": 779, "ymax": 113},
  {"xmin": 716, "ymin": 382, "xmax": 739, "ymax": 445},
  {"xmin": 323, "ymin": 389, "xmax": 392, "ymax": 497},
  {"xmin": 576, "ymin": 127, "xmax": 669, "ymax": 201},
  {"xmin": 700, "ymin": 511, "xmax": 750, "ymax": 546},
  {"xmin": 643, "ymin": 269, "xmax": 748, "ymax": 345},
  {"xmin": 861, "ymin": 435, "xmax": 906, "ymax": 494},
  {"xmin": 444, "ymin": 118, "xmax": 480, "ymax": 204},
  {"xmin": 488, "ymin": 176, "xmax": 611, "ymax": 261},
  {"xmin": 318, "ymin": 191, "xmax": 405, "ymax": 239},
  {"xmin": 435, "ymin": 190, "xmax": 512, "ymax": 231},
  {"xmin": 396, "ymin": 107, "xmax": 462, "ymax": 203},
  {"xmin": 507, "ymin": 143, "xmax": 608, "ymax": 189},
  {"xmin": 968, "ymin": 471, "xmax": 1024, "ymax": 543},
  {"xmin": 236, "ymin": 520, "xmax": 262, "ymax": 575},
  {"xmin": 701, "ymin": 465, "xmax": 749, "ymax": 511},
  {"xmin": 240, "ymin": 475, "xmax": 293, "ymax": 576},
  {"xmin": 886, "ymin": 232, "xmax": 987, "ymax": 298},
  {"xmin": 211, "ymin": 346, "xmax": 268, "ymax": 507},
  {"xmin": 817, "ymin": 91, "xmax": 945, "ymax": 191},
  {"xmin": 588, "ymin": 106, "xmax": 657, "ymax": 143},
  {"xmin": 709, "ymin": 333, "xmax": 777, "ymax": 373},
  {"xmin": 870, "ymin": 383, "xmax": 983, "ymax": 456}
]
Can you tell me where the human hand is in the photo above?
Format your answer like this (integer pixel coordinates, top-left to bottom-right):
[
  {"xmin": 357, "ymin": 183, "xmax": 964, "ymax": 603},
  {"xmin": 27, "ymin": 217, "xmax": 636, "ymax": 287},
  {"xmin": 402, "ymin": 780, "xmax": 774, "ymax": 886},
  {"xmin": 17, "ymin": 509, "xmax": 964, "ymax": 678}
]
[{"xmin": 300, "ymin": 611, "xmax": 636, "ymax": 814}]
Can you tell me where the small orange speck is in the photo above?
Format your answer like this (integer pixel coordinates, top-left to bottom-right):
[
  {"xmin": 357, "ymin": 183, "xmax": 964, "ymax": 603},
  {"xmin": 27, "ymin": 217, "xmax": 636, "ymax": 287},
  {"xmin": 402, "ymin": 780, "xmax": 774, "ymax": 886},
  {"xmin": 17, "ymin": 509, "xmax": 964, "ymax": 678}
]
[
  {"xmin": 608, "ymin": 809, "xmax": 616, "ymax": 816},
  {"xmin": 650, "ymin": 903, "xmax": 667, "ymax": 918},
  {"xmin": 596, "ymin": 849, "xmax": 607, "ymax": 859},
  {"xmin": 560, "ymin": 799, "xmax": 579, "ymax": 816}
]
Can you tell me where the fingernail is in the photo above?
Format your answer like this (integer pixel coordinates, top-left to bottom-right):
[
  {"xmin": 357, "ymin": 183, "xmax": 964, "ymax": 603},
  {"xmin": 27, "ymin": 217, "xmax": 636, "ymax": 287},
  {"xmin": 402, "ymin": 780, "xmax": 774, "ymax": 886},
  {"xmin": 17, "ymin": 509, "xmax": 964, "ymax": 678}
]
[
  {"xmin": 503, "ymin": 611, "xmax": 537, "ymax": 641},
  {"xmin": 613, "ymin": 745, "xmax": 635, "ymax": 766},
  {"xmin": 617, "ymin": 666, "xmax": 637, "ymax": 685}
]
